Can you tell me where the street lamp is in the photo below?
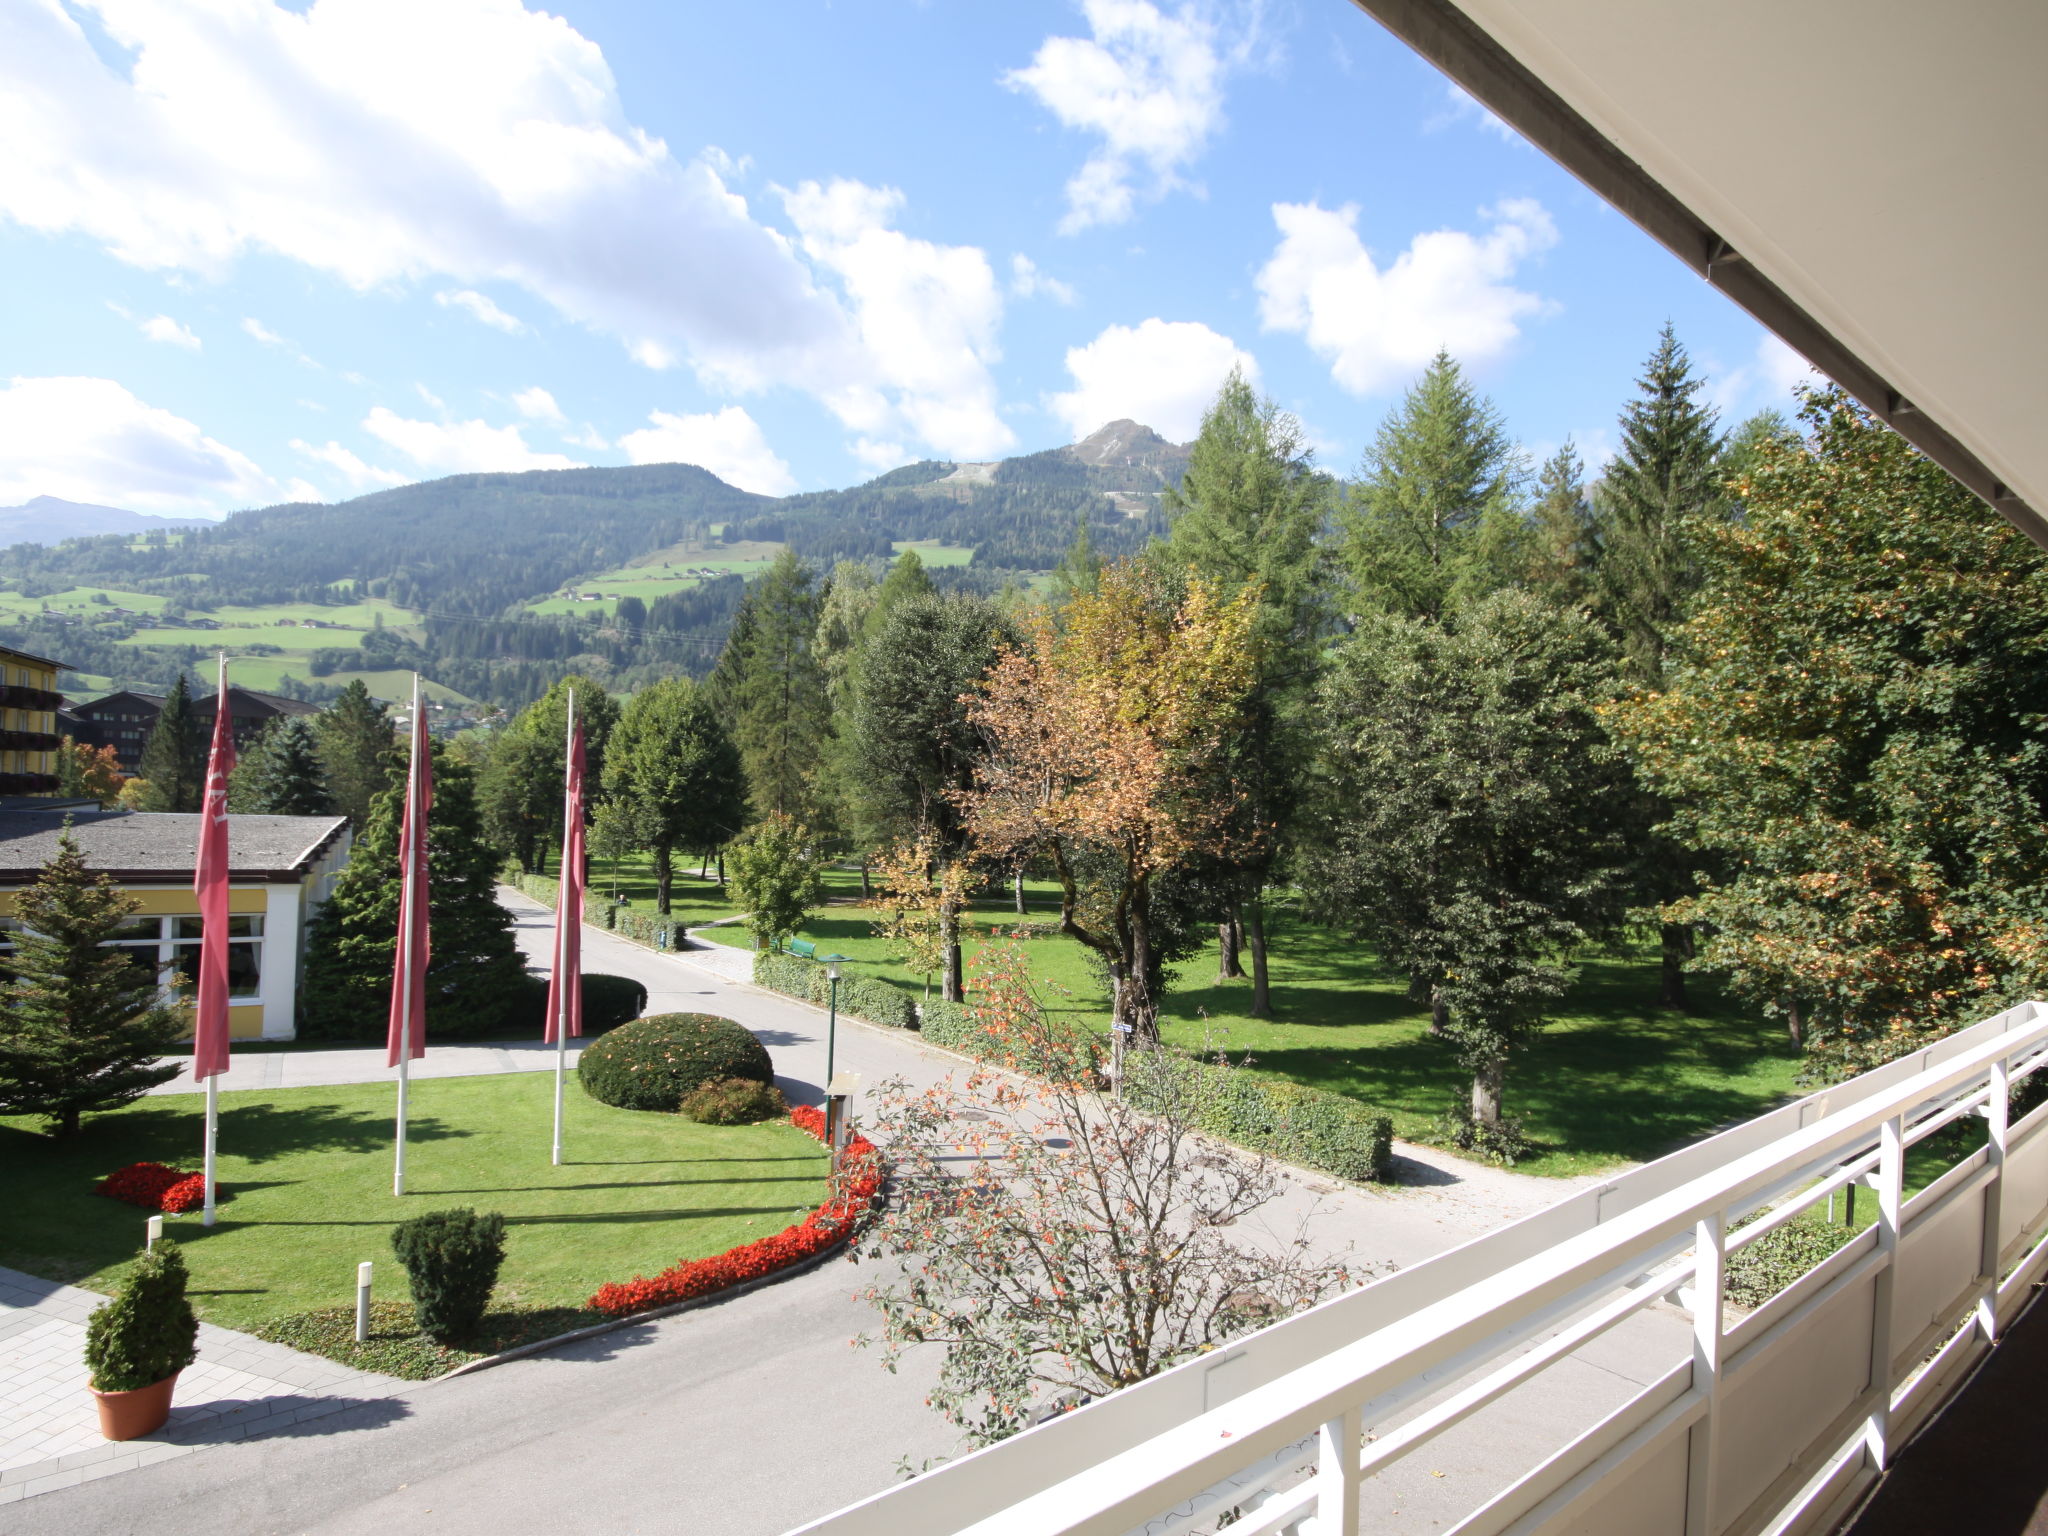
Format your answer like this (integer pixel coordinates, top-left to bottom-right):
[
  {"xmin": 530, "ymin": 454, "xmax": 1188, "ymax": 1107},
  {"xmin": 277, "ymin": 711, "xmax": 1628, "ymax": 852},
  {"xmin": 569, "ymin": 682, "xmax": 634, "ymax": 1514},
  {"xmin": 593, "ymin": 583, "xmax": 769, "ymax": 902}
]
[{"xmin": 822, "ymin": 957, "xmax": 848, "ymax": 1087}]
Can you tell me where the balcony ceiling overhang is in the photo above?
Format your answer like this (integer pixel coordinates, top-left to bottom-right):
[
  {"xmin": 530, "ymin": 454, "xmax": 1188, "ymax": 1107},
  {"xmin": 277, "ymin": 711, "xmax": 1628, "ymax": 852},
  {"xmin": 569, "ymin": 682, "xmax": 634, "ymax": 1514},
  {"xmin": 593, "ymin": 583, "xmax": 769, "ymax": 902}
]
[{"xmin": 1352, "ymin": 0, "xmax": 2048, "ymax": 548}]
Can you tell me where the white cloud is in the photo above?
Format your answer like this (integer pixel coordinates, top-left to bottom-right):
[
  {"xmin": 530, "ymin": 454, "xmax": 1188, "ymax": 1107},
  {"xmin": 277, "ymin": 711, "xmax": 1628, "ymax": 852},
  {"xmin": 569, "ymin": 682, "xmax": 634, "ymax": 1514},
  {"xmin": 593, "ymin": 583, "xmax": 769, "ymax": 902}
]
[
  {"xmin": 781, "ymin": 178, "xmax": 1014, "ymax": 459},
  {"xmin": 141, "ymin": 314, "xmax": 201, "ymax": 350},
  {"xmin": 1011, "ymin": 254, "xmax": 1078, "ymax": 305},
  {"xmin": 1709, "ymin": 332, "xmax": 1821, "ymax": 419},
  {"xmin": 1048, "ymin": 318, "xmax": 1256, "ymax": 442},
  {"xmin": 242, "ymin": 317, "xmax": 285, "ymax": 345},
  {"xmin": 1256, "ymin": 199, "xmax": 1558, "ymax": 395},
  {"xmin": 1005, "ymin": 0, "xmax": 1241, "ymax": 234},
  {"xmin": 0, "ymin": 0, "xmax": 1008, "ymax": 463},
  {"xmin": 512, "ymin": 386, "xmax": 564, "ymax": 423},
  {"xmin": 437, "ymin": 288, "xmax": 527, "ymax": 334},
  {"xmin": 0, "ymin": 375, "xmax": 272, "ymax": 513},
  {"xmin": 415, "ymin": 383, "xmax": 446, "ymax": 411},
  {"xmin": 563, "ymin": 424, "xmax": 609, "ymax": 451},
  {"xmin": 363, "ymin": 407, "xmax": 578, "ymax": 475},
  {"xmin": 618, "ymin": 405, "xmax": 796, "ymax": 495},
  {"xmin": 292, "ymin": 438, "xmax": 408, "ymax": 490}
]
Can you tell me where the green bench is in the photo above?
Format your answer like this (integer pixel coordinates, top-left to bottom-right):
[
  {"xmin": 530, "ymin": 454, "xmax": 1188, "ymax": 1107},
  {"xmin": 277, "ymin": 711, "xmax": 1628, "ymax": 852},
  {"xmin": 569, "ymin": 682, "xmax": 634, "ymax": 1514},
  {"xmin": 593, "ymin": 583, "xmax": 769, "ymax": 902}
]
[{"xmin": 783, "ymin": 938, "xmax": 818, "ymax": 960}]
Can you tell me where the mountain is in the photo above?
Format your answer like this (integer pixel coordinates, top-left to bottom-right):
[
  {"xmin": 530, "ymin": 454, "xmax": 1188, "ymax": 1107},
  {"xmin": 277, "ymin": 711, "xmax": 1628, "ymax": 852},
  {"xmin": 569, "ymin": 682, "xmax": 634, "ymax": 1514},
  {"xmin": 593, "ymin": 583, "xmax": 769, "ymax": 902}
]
[
  {"xmin": 0, "ymin": 425, "xmax": 1189, "ymax": 708},
  {"xmin": 0, "ymin": 496, "xmax": 207, "ymax": 547}
]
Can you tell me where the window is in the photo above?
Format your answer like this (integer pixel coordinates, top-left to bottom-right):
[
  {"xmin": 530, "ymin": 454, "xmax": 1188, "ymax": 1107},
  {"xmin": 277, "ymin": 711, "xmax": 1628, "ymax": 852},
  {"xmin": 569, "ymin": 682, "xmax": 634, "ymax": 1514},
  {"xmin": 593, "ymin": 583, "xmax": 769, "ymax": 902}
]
[{"xmin": 170, "ymin": 915, "xmax": 264, "ymax": 999}]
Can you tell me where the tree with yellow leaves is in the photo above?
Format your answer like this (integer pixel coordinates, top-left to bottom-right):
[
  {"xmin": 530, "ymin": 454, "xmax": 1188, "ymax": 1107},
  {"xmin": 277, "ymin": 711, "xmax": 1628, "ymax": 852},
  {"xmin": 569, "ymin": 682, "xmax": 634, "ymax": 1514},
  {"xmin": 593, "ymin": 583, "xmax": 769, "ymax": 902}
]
[{"xmin": 959, "ymin": 561, "xmax": 1260, "ymax": 1051}]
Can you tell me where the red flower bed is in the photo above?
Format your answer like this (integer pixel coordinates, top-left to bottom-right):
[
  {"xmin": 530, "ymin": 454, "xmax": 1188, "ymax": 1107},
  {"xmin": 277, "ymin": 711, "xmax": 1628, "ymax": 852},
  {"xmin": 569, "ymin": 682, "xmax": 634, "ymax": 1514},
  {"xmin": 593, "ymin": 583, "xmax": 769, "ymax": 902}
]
[
  {"xmin": 97, "ymin": 1161, "xmax": 206, "ymax": 1214},
  {"xmin": 588, "ymin": 1108, "xmax": 882, "ymax": 1318}
]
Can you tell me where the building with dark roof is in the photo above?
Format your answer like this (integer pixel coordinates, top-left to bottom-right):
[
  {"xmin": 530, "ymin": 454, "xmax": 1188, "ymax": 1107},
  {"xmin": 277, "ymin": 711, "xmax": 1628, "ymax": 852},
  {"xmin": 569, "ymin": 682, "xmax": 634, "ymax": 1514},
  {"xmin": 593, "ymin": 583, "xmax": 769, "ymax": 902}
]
[
  {"xmin": 0, "ymin": 643, "xmax": 68, "ymax": 795},
  {"xmin": 67, "ymin": 684, "xmax": 322, "ymax": 774},
  {"xmin": 0, "ymin": 807, "xmax": 351, "ymax": 1041}
]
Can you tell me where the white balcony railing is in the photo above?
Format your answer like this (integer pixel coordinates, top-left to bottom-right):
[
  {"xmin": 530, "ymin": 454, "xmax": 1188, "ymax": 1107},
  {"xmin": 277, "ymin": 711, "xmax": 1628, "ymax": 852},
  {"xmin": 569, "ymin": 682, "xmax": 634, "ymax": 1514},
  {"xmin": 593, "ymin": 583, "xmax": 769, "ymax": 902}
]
[{"xmin": 795, "ymin": 1000, "xmax": 2048, "ymax": 1536}]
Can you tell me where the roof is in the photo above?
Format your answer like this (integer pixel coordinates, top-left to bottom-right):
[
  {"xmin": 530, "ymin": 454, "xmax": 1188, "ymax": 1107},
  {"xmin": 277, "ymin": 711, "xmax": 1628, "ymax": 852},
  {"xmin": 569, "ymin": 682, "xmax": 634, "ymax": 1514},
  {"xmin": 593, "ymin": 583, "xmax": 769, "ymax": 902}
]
[
  {"xmin": 195, "ymin": 687, "xmax": 319, "ymax": 719},
  {"xmin": 0, "ymin": 809, "xmax": 349, "ymax": 883},
  {"xmin": 0, "ymin": 643, "xmax": 71, "ymax": 674},
  {"xmin": 1352, "ymin": 0, "xmax": 2048, "ymax": 546},
  {"xmin": 72, "ymin": 690, "xmax": 167, "ymax": 716}
]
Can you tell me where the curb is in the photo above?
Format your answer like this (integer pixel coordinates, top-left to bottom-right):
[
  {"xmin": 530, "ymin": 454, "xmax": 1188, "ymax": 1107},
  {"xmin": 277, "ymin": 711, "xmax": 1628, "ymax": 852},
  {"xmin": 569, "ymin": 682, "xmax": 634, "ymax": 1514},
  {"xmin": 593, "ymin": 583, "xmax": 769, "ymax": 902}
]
[{"xmin": 433, "ymin": 1230, "xmax": 857, "ymax": 1381}]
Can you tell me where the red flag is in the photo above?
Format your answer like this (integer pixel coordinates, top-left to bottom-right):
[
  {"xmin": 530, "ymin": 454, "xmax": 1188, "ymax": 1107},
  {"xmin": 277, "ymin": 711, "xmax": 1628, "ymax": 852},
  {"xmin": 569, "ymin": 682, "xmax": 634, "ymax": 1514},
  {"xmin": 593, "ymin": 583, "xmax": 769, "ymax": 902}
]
[
  {"xmin": 386, "ymin": 702, "xmax": 433, "ymax": 1068},
  {"xmin": 544, "ymin": 722, "xmax": 586, "ymax": 1044},
  {"xmin": 191, "ymin": 681, "xmax": 236, "ymax": 1082}
]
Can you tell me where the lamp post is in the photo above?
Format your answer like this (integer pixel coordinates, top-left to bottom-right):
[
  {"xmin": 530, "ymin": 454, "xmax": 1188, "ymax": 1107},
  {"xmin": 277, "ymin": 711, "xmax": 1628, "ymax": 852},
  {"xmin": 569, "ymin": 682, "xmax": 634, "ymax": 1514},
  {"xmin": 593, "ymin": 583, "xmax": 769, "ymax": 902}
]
[{"xmin": 824, "ymin": 959, "xmax": 843, "ymax": 1088}]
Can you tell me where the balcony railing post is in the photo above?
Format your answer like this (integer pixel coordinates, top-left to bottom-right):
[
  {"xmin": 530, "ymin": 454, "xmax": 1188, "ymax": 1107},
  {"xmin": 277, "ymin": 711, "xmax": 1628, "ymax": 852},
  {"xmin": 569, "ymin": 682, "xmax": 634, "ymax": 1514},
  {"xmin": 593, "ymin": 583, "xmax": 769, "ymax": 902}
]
[
  {"xmin": 1978, "ymin": 1058, "xmax": 2010, "ymax": 1344},
  {"xmin": 1683, "ymin": 1209, "xmax": 1725, "ymax": 1536},
  {"xmin": 1864, "ymin": 1114, "xmax": 1905, "ymax": 1470},
  {"xmin": 1312, "ymin": 1405, "xmax": 1360, "ymax": 1535}
]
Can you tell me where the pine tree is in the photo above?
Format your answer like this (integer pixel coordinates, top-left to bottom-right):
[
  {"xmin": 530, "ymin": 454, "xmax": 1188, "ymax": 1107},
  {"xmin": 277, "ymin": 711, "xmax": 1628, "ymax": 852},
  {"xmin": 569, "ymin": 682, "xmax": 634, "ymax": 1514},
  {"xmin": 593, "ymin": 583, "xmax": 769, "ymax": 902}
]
[
  {"xmin": 1526, "ymin": 440, "xmax": 1596, "ymax": 608},
  {"xmin": 1588, "ymin": 326, "xmax": 1727, "ymax": 1009},
  {"xmin": 229, "ymin": 718, "xmax": 335, "ymax": 816},
  {"xmin": 0, "ymin": 831, "xmax": 184, "ymax": 1136},
  {"xmin": 1048, "ymin": 511, "xmax": 1103, "ymax": 608},
  {"xmin": 300, "ymin": 742, "xmax": 531, "ymax": 1040},
  {"xmin": 1340, "ymin": 350, "xmax": 1525, "ymax": 623},
  {"xmin": 314, "ymin": 680, "xmax": 395, "ymax": 827},
  {"xmin": 728, "ymin": 548, "xmax": 829, "ymax": 822},
  {"xmin": 602, "ymin": 677, "xmax": 746, "ymax": 913},
  {"xmin": 1158, "ymin": 369, "xmax": 1331, "ymax": 1015},
  {"xmin": 1589, "ymin": 324, "xmax": 1725, "ymax": 687},
  {"xmin": 134, "ymin": 676, "xmax": 204, "ymax": 813}
]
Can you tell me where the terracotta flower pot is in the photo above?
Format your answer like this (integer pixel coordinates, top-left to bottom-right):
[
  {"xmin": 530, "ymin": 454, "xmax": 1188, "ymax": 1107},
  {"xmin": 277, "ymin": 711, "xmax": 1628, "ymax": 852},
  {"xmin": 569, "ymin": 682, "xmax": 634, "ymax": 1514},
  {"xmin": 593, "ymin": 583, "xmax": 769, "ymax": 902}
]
[{"xmin": 91, "ymin": 1371, "xmax": 179, "ymax": 1441}]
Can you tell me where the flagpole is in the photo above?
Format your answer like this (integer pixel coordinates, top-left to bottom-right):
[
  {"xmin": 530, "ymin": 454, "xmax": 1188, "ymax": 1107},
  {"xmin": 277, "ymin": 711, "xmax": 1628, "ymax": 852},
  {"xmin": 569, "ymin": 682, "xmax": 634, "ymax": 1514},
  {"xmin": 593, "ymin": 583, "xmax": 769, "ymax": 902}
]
[
  {"xmin": 394, "ymin": 672, "xmax": 420, "ymax": 1198},
  {"xmin": 201, "ymin": 651, "xmax": 228, "ymax": 1227},
  {"xmin": 552, "ymin": 688, "xmax": 575, "ymax": 1167}
]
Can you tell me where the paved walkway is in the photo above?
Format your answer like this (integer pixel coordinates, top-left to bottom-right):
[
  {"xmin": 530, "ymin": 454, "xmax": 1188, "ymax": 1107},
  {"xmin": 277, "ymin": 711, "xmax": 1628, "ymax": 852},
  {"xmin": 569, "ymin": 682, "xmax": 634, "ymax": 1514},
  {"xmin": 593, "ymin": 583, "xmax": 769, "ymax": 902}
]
[{"xmin": 0, "ymin": 1268, "xmax": 405, "ymax": 1507}]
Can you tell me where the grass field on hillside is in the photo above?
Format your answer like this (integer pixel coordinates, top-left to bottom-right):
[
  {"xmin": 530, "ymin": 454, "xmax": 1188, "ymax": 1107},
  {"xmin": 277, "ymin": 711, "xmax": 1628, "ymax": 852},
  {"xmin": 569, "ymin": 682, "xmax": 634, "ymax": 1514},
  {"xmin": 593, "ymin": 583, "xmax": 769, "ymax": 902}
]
[
  {"xmin": 686, "ymin": 877, "xmax": 1802, "ymax": 1178},
  {"xmin": 221, "ymin": 659, "xmax": 474, "ymax": 704},
  {"xmin": 111, "ymin": 597, "xmax": 419, "ymax": 654},
  {"xmin": 2, "ymin": 1074, "xmax": 830, "ymax": 1330},
  {"xmin": 523, "ymin": 540, "xmax": 787, "ymax": 616},
  {"xmin": 890, "ymin": 540, "xmax": 975, "ymax": 567}
]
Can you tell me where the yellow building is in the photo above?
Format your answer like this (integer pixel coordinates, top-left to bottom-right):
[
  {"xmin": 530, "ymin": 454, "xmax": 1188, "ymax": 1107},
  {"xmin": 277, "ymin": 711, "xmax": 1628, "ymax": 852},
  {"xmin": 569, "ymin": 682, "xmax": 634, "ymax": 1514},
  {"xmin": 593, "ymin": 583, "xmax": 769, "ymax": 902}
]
[
  {"xmin": 0, "ymin": 808, "xmax": 352, "ymax": 1040},
  {"xmin": 0, "ymin": 643, "xmax": 66, "ymax": 795}
]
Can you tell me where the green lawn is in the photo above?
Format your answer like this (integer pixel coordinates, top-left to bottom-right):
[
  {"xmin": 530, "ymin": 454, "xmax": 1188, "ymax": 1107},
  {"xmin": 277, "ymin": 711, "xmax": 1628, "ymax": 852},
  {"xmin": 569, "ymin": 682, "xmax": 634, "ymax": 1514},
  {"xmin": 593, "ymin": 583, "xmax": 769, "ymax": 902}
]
[
  {"xmin": 736, "ymin": 881, "xmax": 1803, "ymax": 1178},
  {"xmin": 2, "ymin": 1074, "xmax": 830, "ymax": 1331},
  {"xmin": 575, "ymin": 854, "xmax": 869, "ymax": 931},
  {"xmin": 890, "ymin": 540, "xmax": 976, "ymax": 567},
  {"xmin": 220, "ymin": 659, "xmax": 474, "ymax": 704}
]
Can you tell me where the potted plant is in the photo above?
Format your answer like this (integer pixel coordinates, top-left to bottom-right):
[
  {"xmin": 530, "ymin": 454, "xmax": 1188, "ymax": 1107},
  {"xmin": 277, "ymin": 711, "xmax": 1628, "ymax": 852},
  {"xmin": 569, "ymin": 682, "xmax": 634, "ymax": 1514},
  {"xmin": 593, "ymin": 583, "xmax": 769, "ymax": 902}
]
[{"xmin": 83, "ymin": 1240, "xmax": 200, "ymax": 1440}]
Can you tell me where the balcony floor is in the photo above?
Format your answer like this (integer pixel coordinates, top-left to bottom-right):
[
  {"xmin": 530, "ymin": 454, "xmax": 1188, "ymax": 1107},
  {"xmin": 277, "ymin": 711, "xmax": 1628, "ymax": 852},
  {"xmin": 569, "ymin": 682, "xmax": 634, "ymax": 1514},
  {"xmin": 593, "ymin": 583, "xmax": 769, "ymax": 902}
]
[{"xmin": 1846, "ymin": 1285, "xmax": 2048, "ymax": 1535}]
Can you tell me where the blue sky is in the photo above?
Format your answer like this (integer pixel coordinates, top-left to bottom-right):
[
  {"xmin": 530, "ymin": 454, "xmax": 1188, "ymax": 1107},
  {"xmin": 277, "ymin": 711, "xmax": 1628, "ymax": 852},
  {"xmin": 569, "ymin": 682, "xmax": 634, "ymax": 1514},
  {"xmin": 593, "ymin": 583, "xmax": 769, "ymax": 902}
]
[{"xmin": 0, "ymin": 0, "xmax": 1810, "ymax": 517}]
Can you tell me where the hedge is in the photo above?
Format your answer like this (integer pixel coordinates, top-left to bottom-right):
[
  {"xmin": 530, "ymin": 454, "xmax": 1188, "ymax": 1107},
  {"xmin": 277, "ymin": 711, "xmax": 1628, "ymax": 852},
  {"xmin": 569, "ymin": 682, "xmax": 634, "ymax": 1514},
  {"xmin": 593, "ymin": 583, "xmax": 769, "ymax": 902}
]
[
  {"xmin": 752, "ymin": 952, "xmax": 916, "ymax": 1030},
  {"xmin": 1121, "ymin": 1050, "xmax": 1394, "ymax": 1184},
  {"xmin": 508, "ymin": 871, "xmax": 693, "ymax": 952},
  {"xmin": 919, "ymin": 996, "xmax": 1104, "ymax": 1084}
]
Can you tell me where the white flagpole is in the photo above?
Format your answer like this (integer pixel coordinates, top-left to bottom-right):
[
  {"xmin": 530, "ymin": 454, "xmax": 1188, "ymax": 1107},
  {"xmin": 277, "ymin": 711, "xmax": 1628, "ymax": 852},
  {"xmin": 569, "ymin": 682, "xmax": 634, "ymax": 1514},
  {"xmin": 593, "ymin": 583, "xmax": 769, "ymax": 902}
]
[
  {"xmin": 394, "ymin": 672, "xmax": 420, "ymax": 1198},
  {"xmin": 551, "ymin": 688, "xmax": 576, "ymax": 1167},
  {"xmin": 203, "ymin": 650, "xmax": 226, "ymax": 1227}
]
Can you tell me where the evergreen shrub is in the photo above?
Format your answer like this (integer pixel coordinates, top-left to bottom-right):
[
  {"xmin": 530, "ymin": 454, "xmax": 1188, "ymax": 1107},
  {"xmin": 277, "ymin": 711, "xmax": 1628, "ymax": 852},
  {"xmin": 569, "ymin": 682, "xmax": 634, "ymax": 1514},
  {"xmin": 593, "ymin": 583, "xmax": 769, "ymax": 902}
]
[
  {"xmin": 514, "ymin": 972, "xmax": 648, "ymax": 1036},
  {"xmin": 578, "ymin": 1012, "xmax": 772, "ymax": 1111},
  {"xmin": 390, "ymin": 1208, "xmax": 508, "ymax": 1343},
  {"xmin": 84, "ymin": 1241, "xmax": 200, "ymax": 1392},
  {"xmin": 680, "ymin": 1077, "xmax": 788, "ymax": 1125}
]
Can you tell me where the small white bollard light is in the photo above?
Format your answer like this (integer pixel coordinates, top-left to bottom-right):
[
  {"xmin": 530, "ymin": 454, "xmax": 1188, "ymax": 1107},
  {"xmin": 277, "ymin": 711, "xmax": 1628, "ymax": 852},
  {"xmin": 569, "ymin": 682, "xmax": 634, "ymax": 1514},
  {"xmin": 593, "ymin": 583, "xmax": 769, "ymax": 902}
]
[
  {"xmin": 145, "ymin": 1214, "xmax": 163, "ymax": 1252},
  {"xmin": 355, "ymin": 1261, "xmax": 374, "ymax": 1344}
]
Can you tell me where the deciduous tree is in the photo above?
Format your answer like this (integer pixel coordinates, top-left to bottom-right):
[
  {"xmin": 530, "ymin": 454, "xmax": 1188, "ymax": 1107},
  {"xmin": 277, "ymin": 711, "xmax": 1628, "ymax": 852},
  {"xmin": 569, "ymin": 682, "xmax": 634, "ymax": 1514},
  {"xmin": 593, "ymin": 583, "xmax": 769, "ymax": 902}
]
[
  {"xmin": 960, "ymin": 562, "xmax": 1260, "ymax": 1050},
  {"xmin": 1609, "ymin": 389, "xmax": 2048, "ymax": 1077},
  {"xmin": 855, "ymin": 942, "xmax": 1352, "ymax": 1449},
  {"xmin": 727, "ymin": 811, "xmax": 827, "ymax": 952},
  {"xmin": 1304, "ymin": 590, "xmax": 1633, "ymax": 1138},
  {"xmin": 602, "ymin": 677, "xmax": 745, "ymax": 913}
]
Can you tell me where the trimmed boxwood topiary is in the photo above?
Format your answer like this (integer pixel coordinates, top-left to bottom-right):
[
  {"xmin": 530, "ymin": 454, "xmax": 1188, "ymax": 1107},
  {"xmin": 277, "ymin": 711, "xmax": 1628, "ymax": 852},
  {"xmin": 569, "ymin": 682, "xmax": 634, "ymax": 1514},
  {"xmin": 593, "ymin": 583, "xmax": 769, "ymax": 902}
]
[
  {"xmin": 390, "ymin": 1207, "xmax": 507, "ymax": 1343},
  {"xmin": 578, "ymin": 1012, "xmax": 773, "ymax": 1111},
  {"xmin": 83, "ymin": 1241, "xmax": 200, "ymax": 1392}
]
